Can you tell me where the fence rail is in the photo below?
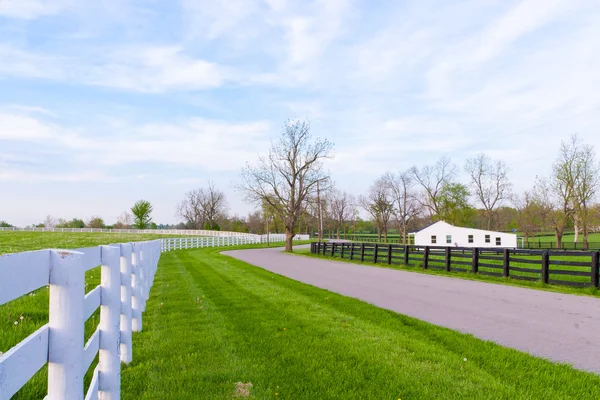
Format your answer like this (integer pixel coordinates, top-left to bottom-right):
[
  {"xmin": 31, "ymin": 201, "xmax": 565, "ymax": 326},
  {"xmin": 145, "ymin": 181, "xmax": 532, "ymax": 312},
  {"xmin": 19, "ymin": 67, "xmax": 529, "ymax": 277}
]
[
  {"xmin": 0, "ymin": 227, "xmax": 259, "ymax": 237},
  {"xmin": 160, "ymin": 234, "xmax": 310, "ymax": 252},
  {"xmin": 0, "ymin": 240, "xmax": 161, "ymax": 400},
  {"xmin": 311, "ymin": 242, "xmax": 600, "ymax": 289}
]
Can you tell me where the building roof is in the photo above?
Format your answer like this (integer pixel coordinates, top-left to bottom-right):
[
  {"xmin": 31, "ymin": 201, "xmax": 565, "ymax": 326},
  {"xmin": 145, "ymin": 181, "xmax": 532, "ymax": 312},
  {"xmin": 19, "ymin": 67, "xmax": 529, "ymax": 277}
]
[{"xmin": 413, "ymin": 220, "xmax": 516, "ymax": 236}]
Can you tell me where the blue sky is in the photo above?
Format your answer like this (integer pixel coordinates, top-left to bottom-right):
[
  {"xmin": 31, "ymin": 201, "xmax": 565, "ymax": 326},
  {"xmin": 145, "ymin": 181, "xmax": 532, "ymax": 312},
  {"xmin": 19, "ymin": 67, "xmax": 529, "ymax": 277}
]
[{"xmin": 1, "ymin": 0, "xmax": 599, "ymax": 226}]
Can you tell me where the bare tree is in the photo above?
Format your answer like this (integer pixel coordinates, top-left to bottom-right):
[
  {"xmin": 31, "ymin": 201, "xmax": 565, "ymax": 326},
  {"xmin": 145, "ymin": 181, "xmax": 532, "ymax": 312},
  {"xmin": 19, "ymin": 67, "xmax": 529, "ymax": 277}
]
[
  {"xmin": 359, "ymin": 178, "xmax": 394, "ymax": 242},
  {"xmin": 43, "ymin": 215, "xmax": 57, "ymax": 228},
  {"xmin": 465, "ymin": 153, "xmax": 513, "ymax": 230},
  {"xmin": 383, "ymin": 170, "xmax": 421, "ymax": 244},
  {"xmin": 410, "ymin": 157, "xmax": 458, "ymax": 218},
  {"xmin": 532, "ymin": 174, "xmax": 572, "ymax": 249},
  {"xmin": 328, "ymin": 187, "xmax": 356, "ymax": 239},
  {"xmin": 114, "ymin": 211, "xmax": 133, "ymax": 229},
  {"xmin": 238, "ymin": 119, "xmax": 333, "ymax": 252},
  {"xmin": 177, "ymin": 182, "xmax": 228, "ymax": 230},
  {"xmin": 566, "ymin": 136, "xmax": 599, "ymax": 249}
]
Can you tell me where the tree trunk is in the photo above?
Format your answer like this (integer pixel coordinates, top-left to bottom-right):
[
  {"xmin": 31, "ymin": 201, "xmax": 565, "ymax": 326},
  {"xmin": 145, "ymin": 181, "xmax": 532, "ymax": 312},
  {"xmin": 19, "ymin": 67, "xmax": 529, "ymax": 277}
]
[
  {"xmin": 583, "ymin": 224, "xmax": 589, "ymax": 250},
  {"xmin": 285, "ymin": 226, "xmax": 294, "ymax": 252},
  {"xmin": 555, "ymin": 228, "xmax": 563, "ymax": 249}
]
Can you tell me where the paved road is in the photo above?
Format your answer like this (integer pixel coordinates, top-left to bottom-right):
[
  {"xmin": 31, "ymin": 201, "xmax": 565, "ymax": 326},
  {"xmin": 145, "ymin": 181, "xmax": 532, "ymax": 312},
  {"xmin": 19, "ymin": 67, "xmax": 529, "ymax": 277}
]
[{"xmin": 223, "ymin": 246, "xmax": 600, "ymax": 374}]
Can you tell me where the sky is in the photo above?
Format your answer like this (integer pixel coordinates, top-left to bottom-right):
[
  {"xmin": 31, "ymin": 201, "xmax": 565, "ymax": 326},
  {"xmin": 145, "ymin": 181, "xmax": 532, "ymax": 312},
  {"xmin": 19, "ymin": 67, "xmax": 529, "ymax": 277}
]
[{"xmin": 1, "ymin": 0, "xmax": 599, "ymax": 227}]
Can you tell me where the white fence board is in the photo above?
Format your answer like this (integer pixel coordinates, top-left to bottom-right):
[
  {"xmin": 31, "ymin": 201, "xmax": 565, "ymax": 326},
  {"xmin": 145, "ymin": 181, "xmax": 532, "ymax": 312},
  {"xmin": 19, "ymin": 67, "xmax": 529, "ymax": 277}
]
[
  {"xmin": 0, "ymin": 250, "xmax": 50, "ymax": 306},
  {"xmin": 83, "ymin": 329, "xmax": 100, "ymax": 373},
  {"xmin": 84, "ymin": 286, "xmax": 102, "ymax": 321},
  {"xmin": 74, "ymin": 247, "xmax": 102, "ymax": 272},
  {"xmin": 0, "ymin": 324, "xmax": 49, "ymax": 399},
  {"xmin": 84, "ymin": 367, "xmax": 99, "ymax": 400}
]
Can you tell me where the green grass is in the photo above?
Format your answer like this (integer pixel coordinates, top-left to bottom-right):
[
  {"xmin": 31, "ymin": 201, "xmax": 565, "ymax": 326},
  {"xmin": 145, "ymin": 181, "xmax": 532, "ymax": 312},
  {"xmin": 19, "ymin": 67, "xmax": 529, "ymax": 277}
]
[
  {"xmin": 119, "ymin": 247, "xmax": 600, "ymax": 399},
  {"xmin": 297, "ymin": 248, "xmax": 600, "ymax": 298},
  {"xmin": 0, "ymin": 231, "xmax": 191, "ymax": 255}
]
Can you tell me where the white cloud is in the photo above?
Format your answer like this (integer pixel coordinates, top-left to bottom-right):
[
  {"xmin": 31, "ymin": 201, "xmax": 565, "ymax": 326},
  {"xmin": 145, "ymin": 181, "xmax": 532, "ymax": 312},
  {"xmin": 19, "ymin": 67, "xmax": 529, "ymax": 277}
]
[{"xmin": 0, "ymin": 0, "xmax": 64, "ymax": 19}]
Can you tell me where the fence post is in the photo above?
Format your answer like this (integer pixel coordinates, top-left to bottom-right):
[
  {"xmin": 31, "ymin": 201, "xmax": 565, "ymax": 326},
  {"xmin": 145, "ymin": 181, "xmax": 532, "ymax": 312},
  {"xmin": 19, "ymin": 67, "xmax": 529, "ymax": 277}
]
[
  {"xmin": 542, "ymin": 250, "xmax": 550, "ymax": 284},
  {"xmin": 360, "ymin": 243, "xmax": 365, "ymax": 262},
  {"xmin": 403, "ymin": 245, "xmax": 409, "ymax": 266},
  {"xmin": 592, "ymin": 251, "xmax": 599, "ymax": 288},
  {"xmin": 99, "ymin": 245, "xmax": 121, "ymax": 399},
  {"xmin": 423, "ymin": 246, "xmax": 429, "ymax": 269},
  {"xmin": 387, "ymin": 244, "xmax": 392, "ymax": 264},
  {"xmin": 120, "ymin": 244, "xmax": 133, "ymax": 364},
  {"xmin": 503, "ymin": 248, "xmax": 510, "ymax": 277},
  {"xmin": 48, "ymin": 250, "xmax": 85, "ymax": 400},
  {"xmin": 331, "ymin": 243, "xmax": 336, "ymax": 257},
  {"xmin": 132, "ymin": 244, "xmax": 142, "ymax": 332},
  {"xmin": 350, "ymin": 243, "xmax": 355, "ymax": 260},
  {"xmin": 341, "ymin": 243, "xmax": 345, "ymax": 259},
  {"xmin": 322, "ymin": 242, "xmax": 327, "ymax": 256},
  {"xmin": 445, "ymin": 247, "xmax": 451, "ymax": 272},
  {"xmin": 373, "ymin": 244, "xmax": 378, "ymax": 263},
  {"xmin": 472, "ymin": 248, "xmax": 479, "ymax": 273}
]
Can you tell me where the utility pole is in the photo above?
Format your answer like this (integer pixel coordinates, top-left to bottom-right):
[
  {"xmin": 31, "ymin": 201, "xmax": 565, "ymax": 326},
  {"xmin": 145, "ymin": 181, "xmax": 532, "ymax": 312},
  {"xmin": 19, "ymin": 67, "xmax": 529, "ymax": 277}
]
[{"xmin": 317, "ymin": 181, "xmax": 323, "ymax": 242}]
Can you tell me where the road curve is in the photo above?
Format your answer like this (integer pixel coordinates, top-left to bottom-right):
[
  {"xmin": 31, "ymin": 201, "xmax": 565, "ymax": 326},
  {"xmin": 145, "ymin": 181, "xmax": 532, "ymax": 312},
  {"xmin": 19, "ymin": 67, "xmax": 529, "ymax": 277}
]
[{"xmin": 223, "ymin": 246, "xmax": 600, "ymax": 374}]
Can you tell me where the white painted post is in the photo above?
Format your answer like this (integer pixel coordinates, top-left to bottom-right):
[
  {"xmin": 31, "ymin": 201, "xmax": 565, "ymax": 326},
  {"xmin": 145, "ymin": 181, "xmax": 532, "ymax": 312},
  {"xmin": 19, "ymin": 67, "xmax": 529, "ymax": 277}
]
[
  {"xmin": 139, "ymin": 244, "xmax": 147, "ymax": 312},
  {"xmin": 131, "ymin": 244, "xmax": 142, "ymax": 332},
  {"xmin": 119, "ymin": 244, "xmax": 133, "ymax": 364},
  {"xmin": 48, "ymin": 250, "xmax": 85, "ymax": 400},
  {"xmin": 99, "ymin": 246, "xmax": 121, "ymax": 399}
]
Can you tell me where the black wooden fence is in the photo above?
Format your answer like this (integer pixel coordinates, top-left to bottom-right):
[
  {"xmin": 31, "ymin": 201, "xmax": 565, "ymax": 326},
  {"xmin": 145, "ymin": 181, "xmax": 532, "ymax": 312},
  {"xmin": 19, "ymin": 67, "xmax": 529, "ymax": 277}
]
[{"xmin": 310, "ymin": 242, "xmax": 600, "ymax": 289}]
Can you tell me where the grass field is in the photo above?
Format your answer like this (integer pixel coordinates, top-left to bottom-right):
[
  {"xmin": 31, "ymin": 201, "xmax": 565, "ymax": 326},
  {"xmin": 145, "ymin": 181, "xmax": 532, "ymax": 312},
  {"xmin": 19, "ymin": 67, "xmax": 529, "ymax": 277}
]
[
  {"xmin": 0, "ymin": 231, "xmax": 192, "ymax": 255},
  {"xmin": 297, "ymin": 247, "xmax": 600, "ymax": 298},
  {"xmin": 4, "ymin": 236, "xmax": 600, "ymax": 398}
]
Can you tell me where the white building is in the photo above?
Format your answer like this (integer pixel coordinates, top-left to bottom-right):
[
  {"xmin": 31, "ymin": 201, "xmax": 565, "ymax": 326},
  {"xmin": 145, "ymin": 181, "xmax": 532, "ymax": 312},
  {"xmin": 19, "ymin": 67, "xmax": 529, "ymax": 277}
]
[{"xmin": 412, "ymin": 221, "xmax": 517, "ymax": 248}]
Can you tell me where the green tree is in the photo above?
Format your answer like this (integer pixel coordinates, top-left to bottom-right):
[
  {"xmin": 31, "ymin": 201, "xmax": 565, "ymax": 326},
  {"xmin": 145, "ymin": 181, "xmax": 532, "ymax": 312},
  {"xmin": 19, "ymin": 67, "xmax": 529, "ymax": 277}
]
[
  {"xmin": 0, "ymin": 221, "xmax": 13, "ymax": 227},
  {"xmin": 131, "ymin": 200, "xmax": 153, "ymax": 229},
  {"xmin": 86, "ymin": 216, "xmax": 105, "ymax": 228},
  {"xmin": 436, "ymin": 183, "xmax": 475, "ymax": 226}
]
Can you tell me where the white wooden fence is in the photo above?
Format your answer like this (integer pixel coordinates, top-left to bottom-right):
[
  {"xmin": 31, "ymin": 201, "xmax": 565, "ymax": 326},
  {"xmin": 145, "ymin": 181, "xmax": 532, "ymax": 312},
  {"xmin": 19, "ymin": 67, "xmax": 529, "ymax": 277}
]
[
  {"xmin": 160, "ymin": 234, "xmax": 310, "ymax": 252},
  {"xmin": 0, "ymin": 240, "xmax": 161, "ymax": 400}
]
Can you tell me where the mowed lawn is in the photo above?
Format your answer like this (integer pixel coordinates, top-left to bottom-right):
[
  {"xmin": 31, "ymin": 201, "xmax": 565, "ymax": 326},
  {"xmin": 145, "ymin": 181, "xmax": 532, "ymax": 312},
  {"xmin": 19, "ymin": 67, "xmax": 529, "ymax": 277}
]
[{"xmin": 120, "ymin": 247, "xmax": 600, "ymax": 399}]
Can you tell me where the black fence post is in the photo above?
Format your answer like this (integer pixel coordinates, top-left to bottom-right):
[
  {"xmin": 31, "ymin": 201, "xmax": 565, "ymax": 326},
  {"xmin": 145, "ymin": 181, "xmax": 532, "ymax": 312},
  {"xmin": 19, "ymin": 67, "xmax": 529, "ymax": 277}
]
[
  {"xmin": 322, "ymin": 242, "xmax": 327, "ymax": 256},
  {"xmin": 592, "ymin": 251, "xmax": 599, "ymax": 289},
  {"xmin": 503, "ymin": 248, "xmax": 510, "ymax": 277},
  {"xmin": 340, "ymin": 243, "xmax": 345, "ymax": 259},
  {"xmin": 331, "ymin": 242, "xmax": 336, "ymax": 257},
  {"xmin": 423, "ymin": 246, "xmax": 429, "ymax": 269},
  {"xmin": 387, "ymin": 244, "xmax": 392, "ymax": 264},
  {"xmin": 350, "ymin": 243, "xmax": 355, "ymax": 260},
  {"xmin": 404, "ymin": 245, "xmax": 409, "ymax": 266},
  {"xmin": 542, "ymin": 250, "xmax": 550, "ymax": 284},
  {"xmin": 472, "ymin": 248, "xmax": 479, "ymax": 273},
  {"xmin": 445, "ymin": 247, "xmax": 451, "ymax": 272},
  {"xmin": 360, "ymin": 243, "xmax": 365, "ymax": 262},
  {"xmin": 373, "ymin": 244, "xmax": 378, "ymax": 263}
]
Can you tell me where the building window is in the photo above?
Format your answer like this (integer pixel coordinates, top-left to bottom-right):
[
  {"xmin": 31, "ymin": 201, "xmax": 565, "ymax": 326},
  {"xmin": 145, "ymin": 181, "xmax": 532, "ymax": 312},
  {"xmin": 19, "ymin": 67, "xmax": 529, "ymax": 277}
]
[
  {"xmin": 485, "ymin": 235, "xmax": 490, "ymax": 243},
  {"xmin": 496, "ymin": 237, "xmax": 502, "ymax": 246},
  {"xmin": 446, "ymin": 235, "xmax": 452, "ymax": 244},
  {"xmin": 468, "ymin": 235, "xmax": 474, "ymax": 244},
  {"xmin": 431, "ymin": 235, "xmax": 437, "ymax": 244}
]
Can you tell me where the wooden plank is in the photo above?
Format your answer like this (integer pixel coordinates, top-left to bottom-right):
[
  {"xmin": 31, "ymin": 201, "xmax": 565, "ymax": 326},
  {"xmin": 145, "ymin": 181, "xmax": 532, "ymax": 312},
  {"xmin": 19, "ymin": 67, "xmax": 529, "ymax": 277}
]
[
  {"xmin": 548, "ymin": 250, "xmax": 593, "ymax": 257},
  {"xmin": 510, "ymin": 266, "xmax": 540, "ymax": 274},
  {"xmin": 451, "ymin": 267, "xmax": 467, "ymax": 273},
  {"xmin": 548, "ymin": 279, "xmax": 590, "ymax": 287},
  {"xmin": 549, "ymin": 269, "xmax": 591, "ymax": 277},
  {"xmin": 0, "ymin": 324, "xmax": 49, "ymax": 399},
  {"xmin": 508, "ymin": 257, "xmax": 541, "ymax": 264},
  {"xmin": 450, "ymin": 260, "xmax": 472, "ymax": 267},
  {"xmin": 84, "ymin": 285, "xmax": 102, "ymax": 321},
  {"xmin": 83, "ymin": 328, "xmax": 100, "ymax": 372},
  {"xmin": 74, "ymin": 247, "xmax": 102, "ymax": 272},
  {"xmin": 0, "ymin": 250, "xmax": 50, "ymax": 306},
  {"xmin": 479, "ymin": 271, "xmax": 503, "ymax": 277},
  {"xmin": 478, "ymin": 262, "xmax": 503, "ymax": 269},
  {"xmin": 84, "ymin": 366, "xmax": 100, "ymax": 400},
  {"xmin": 548, "ymin": 259, "xmax": 591, "ymax": 267},
  {"xmin": 510, "ymin": 275, "xmax": 539, "ymax": 282},
  {"xmin": 478, "ymin": 255, "xmax": 504, "ymax": 261},
  {"xmin": 593, "ymin": 251, "xmax": 599, "ymax": 288}
]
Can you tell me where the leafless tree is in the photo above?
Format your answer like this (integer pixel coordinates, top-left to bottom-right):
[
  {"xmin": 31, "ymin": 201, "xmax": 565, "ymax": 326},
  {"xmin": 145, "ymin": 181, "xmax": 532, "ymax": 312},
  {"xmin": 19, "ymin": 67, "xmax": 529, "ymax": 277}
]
[
  {"xmin": 177, "ymin": 181, "xmax": 228, "ymax": 230},
  {"xmin": 359, "ymin": 178, "xmax": 394, "ymax": 242},
  {"xmin": 43, "ymin": 215, "xmax": 57, "ymax": 228},
  {"xmin": 114, "ymin": 211, "xmax": 133, "ymax": 229},
  {"xmin": 382, "ymin": 170, "xmax": 421, "ymax": 244},
  {"xmin": 238, "ymin": 119, "xmax": 333, "ymax": 252},
  {"xmin": 465, "ymin": 153, "xmax": 513, "ymax": 230},
  {"xmin": 410, "ymin": 157, "xmax": 457, "ymax": 218},
  {"xmin": 328, "ymin": 187, "xmax": 356, "ymax": 239}
]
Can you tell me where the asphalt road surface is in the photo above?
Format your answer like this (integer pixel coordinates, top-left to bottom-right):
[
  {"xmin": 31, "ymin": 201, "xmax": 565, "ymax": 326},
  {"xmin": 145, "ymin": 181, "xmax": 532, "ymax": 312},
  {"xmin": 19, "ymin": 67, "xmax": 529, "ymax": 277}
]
[{"xmin": 223, "ymin": 245, "xmax": 600, "ymax": 374}]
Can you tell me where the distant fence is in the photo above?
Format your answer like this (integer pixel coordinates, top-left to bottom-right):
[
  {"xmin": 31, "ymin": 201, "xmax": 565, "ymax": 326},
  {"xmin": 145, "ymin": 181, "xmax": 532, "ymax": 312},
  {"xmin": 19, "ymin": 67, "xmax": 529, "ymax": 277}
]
[
  {"xmin": 0, "ymin": 227, "xmax": 258, "ymax": 237},
  {"xmin": 0, "ymin": 240, "xmax": 161, "ymax": 399},
  {"xmin": 311, "ymin": 242, "xmax": 600, "ymax": 289},
  {"xmin": 524, "ymin": 241, "xmax": 600, "ymax": 250},
  {"xmin": 160, "ymin": 234, "xmax": 310, "ymax": 252}
]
